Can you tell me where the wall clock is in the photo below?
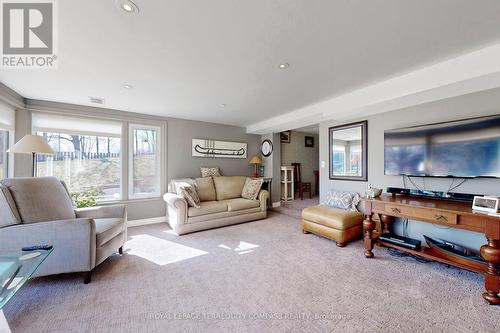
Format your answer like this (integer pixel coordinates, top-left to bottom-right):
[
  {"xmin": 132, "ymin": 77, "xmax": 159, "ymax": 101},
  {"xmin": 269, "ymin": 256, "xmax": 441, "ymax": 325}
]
[{"xmin": 261, "ymin": 139, "xmax": 273, "ymax": 157}]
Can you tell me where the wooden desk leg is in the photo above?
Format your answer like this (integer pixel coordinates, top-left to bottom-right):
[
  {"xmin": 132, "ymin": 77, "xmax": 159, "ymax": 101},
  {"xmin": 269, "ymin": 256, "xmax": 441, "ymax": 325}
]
[
  {"xmin": 380, "ymin": 214, "xmax": 394, "ymax": 234},
  {"xmin": 364, "ymin": 213, "xmax": 376, "ymax": 258},
  {"xmin": 480, "ymin": 239, "xmax": 500, "ymax": 305}
]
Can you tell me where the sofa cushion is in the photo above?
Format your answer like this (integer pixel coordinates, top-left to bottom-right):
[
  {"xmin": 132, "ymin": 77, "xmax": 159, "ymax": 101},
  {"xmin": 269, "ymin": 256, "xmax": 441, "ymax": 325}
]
[
  {"xmin": 200, "ymin": 167, "xmax": 221, "ymax": 178},
  {"xmin": 220, "ymin": 198, "xmax": 260, "ymax": 212},
  {"xmin": 187, "ymin": 207, "xmax": 261, "ymax": 224},
  {"xmin": 241, "ymin": 177, "xmax": 263, "ymax": 200},
  {"xmin": 213, "ymin": 176, "xmax": 246, "ymax": 201},
  {"xmin": 302, "ymin": 205, "xmax": 363, "ymax": 230},
  {"xmin": 95, "ymin": 218, "xmax": 125, "ymax": 247},
  {"xmin": 0, "ymin": 177, "xmax": 76, "ymax": 224},
  {"xmin": 195, "ymin": 177, "xmax": 216, "ymax": 202},
  {"xmin": 188, "ymin": 201, "xmax": 228, "ymax": 217}
]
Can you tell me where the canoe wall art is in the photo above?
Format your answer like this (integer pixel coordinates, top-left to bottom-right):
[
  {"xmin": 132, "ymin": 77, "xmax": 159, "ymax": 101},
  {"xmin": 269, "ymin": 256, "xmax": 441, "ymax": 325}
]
[{"xmin": 192, "ymin": 139, "xmax": 247, "ymax": 159}]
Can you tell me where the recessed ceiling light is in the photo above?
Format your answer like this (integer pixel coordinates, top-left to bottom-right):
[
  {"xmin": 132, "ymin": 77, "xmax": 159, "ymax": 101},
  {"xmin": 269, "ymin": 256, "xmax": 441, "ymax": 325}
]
[
  {"xmin": 116, "ymin": 0, "xmax": 140, "ymax": 14},
  {"xmin": 221, "ymin": 104, "xmax": 227, "ymax": 108},
  {"xmin": 122, "ymin": 3, "xmax": 133, "ymax": 12},
  {"xmin": 123, "ymin": 84, "xmax": 133, "ymax": 89},
  {"xmin": 278, "ymin": 63, "xmax": 290, "ymax": 69}
]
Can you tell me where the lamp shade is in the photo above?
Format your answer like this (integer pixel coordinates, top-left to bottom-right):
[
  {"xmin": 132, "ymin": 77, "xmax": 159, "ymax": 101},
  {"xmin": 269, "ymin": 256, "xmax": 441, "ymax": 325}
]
[
  {"xmin": 249, "ymin": 155, "xmax": 262, "ymax": 165},
  {"xmin": 7, "ymin": 135, "xmax": 55, "ymax": 155}
]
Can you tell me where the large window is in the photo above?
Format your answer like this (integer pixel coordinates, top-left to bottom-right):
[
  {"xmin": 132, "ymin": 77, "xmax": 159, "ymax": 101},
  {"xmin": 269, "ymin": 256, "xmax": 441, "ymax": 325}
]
[
  {"xmin": 32, "ymin": 113, "xmax": 164, "ymax": 202},
  {"xmin": 33, "ymin": 113, "xmax": 123, "ymax": 202},
  {"xmin": 0, "ymin": 129, "xmax": 8, "ymax": 179},
  {"xmin": 37, "ymin": 132, "xmax": 121, "ymax": 201},
  {"xmin": 130, "ymin": 125, "xmax": 160, "ymax": 198}
]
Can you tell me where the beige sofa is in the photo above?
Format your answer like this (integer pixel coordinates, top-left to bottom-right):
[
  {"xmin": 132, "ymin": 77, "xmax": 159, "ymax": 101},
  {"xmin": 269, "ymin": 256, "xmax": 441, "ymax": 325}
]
[{"xmin": 163, "ymin": 176, "xmax": 269, "ymax": 235}]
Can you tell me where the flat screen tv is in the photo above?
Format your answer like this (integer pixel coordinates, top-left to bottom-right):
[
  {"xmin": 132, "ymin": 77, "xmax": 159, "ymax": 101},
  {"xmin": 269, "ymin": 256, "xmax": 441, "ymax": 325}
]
[{"xmin": 384, "ymin": 115, "xmax": 500, "ymax": 178}]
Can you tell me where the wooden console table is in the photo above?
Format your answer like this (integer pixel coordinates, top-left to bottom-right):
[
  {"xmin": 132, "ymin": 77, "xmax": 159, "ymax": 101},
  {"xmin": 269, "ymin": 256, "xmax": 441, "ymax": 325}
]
[{"xmin": 362, "ymin": 194, "xmax": 500, "ymax": 305}]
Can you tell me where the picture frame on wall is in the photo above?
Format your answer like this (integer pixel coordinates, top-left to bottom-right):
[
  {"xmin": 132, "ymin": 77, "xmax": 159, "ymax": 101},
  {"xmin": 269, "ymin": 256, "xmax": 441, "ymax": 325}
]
[
  {"xmin": 305, "ymin": 136, "xmax": 314, "ymax": 147},
  {"xmin": 192, "ymin": 139, "xmax": 247, "ymax": 159},
  {"xmin": 280, "ymin": 131, "xmax": 291, "ymax": 143}
]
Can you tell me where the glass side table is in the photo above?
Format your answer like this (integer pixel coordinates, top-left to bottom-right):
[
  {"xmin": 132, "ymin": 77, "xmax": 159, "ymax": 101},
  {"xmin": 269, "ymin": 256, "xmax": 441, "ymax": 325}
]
[{"xmin": 0, "ymin": 249, "xmax": 53, "ymax": 310}]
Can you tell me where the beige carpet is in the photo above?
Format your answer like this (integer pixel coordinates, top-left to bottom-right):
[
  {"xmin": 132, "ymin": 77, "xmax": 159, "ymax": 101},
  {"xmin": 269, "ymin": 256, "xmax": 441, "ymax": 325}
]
[
  {"xmin": 3, "ymin": 211, "xmax": 500, "ymax": 333},
  {"xmin": 273, "ymin": 197, "xmax": 319, "ymax": 219}
]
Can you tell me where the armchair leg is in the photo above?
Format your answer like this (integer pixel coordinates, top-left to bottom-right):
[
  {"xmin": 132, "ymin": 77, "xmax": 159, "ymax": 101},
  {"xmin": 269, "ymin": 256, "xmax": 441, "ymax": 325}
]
[
  {"xmin": 84, "ymin": 270, "xmax": 93, "ymax": 284},
  {"xmin": 118, "ymin": 246, "xmax": 123, "ymax": 255}
]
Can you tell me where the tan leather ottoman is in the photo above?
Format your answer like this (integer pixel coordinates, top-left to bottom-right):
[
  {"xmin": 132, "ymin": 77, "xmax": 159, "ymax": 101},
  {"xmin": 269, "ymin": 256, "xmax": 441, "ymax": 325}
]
[{"xmin": 302, "ymin": 205, "xmax": 364, "ymax": 247}]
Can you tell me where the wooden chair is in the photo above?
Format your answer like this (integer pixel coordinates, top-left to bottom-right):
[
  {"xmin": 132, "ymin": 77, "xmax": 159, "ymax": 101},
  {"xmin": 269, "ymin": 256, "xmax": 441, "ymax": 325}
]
[{"xmin": 291, "ymin": 163, "xmax": 312, "ymax": 200}]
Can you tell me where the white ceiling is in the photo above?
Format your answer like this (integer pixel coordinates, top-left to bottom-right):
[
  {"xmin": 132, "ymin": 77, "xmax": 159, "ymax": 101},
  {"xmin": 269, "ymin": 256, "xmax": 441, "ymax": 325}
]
[{"xmin": 2, "ymin": 1, "xmax": 500, "ymax": 128}]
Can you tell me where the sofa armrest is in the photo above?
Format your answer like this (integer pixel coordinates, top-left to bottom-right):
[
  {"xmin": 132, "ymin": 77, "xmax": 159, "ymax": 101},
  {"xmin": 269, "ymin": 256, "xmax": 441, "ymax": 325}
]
[
  {"xmin": 0, "ymin": 218, "xmax": 97, "ymax": 276},
  {"xmin": 75, "ymin": 204, "xmax": 127, "ymax": 220},
  {"xmin": 163, "ymin": 193, "xmax": 188, "ymax": 231},
  {"xmin": 258, "ymin": 190, "xmax": 269, "ymax": 211}
]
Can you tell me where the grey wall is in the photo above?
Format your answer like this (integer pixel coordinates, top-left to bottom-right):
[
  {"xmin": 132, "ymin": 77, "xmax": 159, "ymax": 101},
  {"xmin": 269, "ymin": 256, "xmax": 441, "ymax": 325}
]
[
  {"xmin": 119, "ymin": 117, "xmax": 260, "ymax": 220},
  {"xmin": 319, "ymin": 87, "xmax": 500, "ymax": 251},
  {"xmin": 129, "ymin": 116, "xmax": 260, "ymax": 219},
  {"xmin": 167, "ymin": 118, "xmax": 259, "ymax": 179},
  {"xmin": 281, "ymin": 131, "xmax": 319, "ymax": 194},
  {"xmin": 261, "ymin": 133, "xmax": 281, "ymax": 203},
  {"xmin": 6, "ymin": 93, "xmax": 260, "ymax": 221}
]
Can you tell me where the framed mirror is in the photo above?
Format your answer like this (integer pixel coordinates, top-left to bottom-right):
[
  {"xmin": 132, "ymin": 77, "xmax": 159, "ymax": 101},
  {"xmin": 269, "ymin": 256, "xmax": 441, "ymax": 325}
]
[{"xmin": 329, "ymin": 120, "xmax": 367, "ymax": 181}]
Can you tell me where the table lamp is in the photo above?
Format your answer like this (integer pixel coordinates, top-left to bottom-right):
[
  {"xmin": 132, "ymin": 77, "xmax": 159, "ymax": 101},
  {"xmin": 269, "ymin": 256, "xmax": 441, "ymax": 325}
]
[
  {"xmin": 7, "ymin": 135, "xmax": 55, "ymax": 177},
  {"xmin": 249, "ymin": 155, "xmax": 263, "ymax": 177}
]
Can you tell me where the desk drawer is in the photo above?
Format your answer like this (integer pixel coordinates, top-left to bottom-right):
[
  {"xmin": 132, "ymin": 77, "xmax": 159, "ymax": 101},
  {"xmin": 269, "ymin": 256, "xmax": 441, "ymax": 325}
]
[
  {"xmin": 384, "ymin": 204, "xmax": 412, "ymax": 216},
  {"xmin": 416, "ymin": 208, "xmax": 457, "ymax": 225},
  {"xmin": 384, "ymin": 204, "xmax": 457, "ymax": 225}
]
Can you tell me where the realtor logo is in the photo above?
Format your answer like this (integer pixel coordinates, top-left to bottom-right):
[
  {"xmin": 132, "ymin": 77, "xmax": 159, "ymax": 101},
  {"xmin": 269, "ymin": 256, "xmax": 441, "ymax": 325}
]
[{"xmin": 1, "ymin": 0, "xmax": 57, "ymax": 68}]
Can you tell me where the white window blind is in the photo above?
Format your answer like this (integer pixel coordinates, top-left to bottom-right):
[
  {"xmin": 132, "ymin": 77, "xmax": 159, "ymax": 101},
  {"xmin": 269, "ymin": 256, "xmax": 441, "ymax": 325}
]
[
  {"xmin": 0, "ymin": 101, "xmax": 15, "ymax": 130},
  {"xmin": 32, "ymin": 113, "xmax": 122, "ymax": 137}
]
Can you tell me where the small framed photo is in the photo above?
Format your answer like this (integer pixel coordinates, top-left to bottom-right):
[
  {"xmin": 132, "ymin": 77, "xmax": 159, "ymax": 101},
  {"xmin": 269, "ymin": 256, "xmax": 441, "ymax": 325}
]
[
  {"xmin": 280, "ymin": 131, "xmax": 291, "ymax": 143},
  {"xmin": 305, "ymin": 136, "xmax": 314, "ymax": 147}
]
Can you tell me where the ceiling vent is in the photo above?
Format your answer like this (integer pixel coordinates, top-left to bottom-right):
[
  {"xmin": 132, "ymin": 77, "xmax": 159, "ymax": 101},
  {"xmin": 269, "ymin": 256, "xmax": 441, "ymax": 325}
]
[{"xmin": 89, "ymin": 97, "xmax": 105, "ymax": 105}]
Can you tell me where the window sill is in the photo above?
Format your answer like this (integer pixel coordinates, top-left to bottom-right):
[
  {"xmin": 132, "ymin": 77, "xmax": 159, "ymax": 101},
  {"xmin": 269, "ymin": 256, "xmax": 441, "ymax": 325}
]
[{"xmin": 97, "ymin": 196, "xmax": 163, "ymax": 205}]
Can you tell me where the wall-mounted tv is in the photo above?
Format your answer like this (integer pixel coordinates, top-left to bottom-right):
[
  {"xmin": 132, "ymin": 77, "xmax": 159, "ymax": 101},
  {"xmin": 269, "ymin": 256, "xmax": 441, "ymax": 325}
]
[{"xmin": 384, "ymin": 115, "xmax": 500, "ymax": 178}]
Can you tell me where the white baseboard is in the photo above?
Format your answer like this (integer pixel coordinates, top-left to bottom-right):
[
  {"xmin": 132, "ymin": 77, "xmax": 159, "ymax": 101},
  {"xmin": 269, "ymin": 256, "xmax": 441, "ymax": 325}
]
[
  {"xmin": 127, "ymin": 216, "xmax": 168, "ymax": 227},
  {"xmin": 272, "ymin": 202, "xmax": 281, "ymax": 208}
]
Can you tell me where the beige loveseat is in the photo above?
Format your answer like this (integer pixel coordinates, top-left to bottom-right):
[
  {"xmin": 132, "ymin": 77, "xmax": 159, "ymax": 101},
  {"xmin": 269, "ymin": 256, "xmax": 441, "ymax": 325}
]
[{"xmin": 163, "ymin": 176, "xmax": 269, "ymax": 235}]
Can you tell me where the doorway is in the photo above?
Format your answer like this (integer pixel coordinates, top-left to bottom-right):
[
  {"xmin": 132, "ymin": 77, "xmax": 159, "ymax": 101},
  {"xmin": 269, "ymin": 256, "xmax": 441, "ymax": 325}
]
[{"xmin": 279, "ymin": 125, "xmax": 319, "ymax": 203}]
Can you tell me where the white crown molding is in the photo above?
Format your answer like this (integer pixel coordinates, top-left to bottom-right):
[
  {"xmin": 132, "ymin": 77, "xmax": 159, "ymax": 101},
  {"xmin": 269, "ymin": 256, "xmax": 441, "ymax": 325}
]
[
  {"xmin": 0, "ymin": 82, "xmax": 25, "ymax": 109},
  {"xmin": 246, "ymin": 42, "xmax": 500, "ymax": 134}
]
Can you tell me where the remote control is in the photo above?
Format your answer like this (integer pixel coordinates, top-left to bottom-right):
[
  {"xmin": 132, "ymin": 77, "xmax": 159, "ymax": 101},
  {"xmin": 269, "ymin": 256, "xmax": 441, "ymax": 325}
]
[{"xmin": 22, "ymin": 245, "xmax": 53, "ymax": 251}]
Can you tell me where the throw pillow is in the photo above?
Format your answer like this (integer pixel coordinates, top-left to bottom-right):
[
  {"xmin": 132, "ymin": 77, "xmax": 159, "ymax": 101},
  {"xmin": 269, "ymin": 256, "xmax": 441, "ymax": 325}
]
[
  {"xmin": 200, "ymin": 167, "xmax": 221, "ymax": 178},
  {"xmin": 177, "ymin": 185, "xmax": 201, "ymax": 208},
  {"xmin": 323, "ymin": 190, "xmax": 360, "ymax": 212},
  {"xmin": 241, "ymin": 177, "xmax": 263, "ymax": 200},
  {"xmin": 168, "ymin": 178, "xmax": 197, "ymax": 193}
]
